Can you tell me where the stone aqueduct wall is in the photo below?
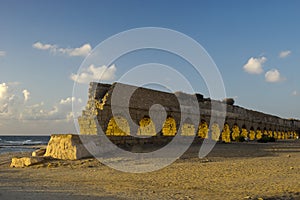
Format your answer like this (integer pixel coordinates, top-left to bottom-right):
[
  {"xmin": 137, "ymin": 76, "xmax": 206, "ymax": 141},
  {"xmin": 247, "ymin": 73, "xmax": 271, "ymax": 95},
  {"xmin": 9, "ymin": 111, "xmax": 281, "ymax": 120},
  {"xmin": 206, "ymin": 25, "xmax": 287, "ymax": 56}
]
[{"xmin": 78, "ymin": 82, "xmax": 300, "ymax": 142}]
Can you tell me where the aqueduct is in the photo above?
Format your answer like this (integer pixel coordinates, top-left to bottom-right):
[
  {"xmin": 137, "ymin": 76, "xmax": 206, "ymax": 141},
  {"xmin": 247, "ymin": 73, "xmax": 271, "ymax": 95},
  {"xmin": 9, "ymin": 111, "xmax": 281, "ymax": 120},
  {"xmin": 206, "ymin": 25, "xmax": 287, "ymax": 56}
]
[{"xmin": 78, "ymin": 82, "xmax": 300, "ymax": 143}]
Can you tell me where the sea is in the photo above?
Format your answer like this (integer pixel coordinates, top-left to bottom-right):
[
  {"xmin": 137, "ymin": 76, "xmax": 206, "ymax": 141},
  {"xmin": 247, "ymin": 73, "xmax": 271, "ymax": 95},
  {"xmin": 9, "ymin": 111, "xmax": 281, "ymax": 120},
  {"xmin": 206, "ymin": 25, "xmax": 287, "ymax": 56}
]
[{"xmin": 0, "ymin": 136, "xmax": 50, "ymax": 154}]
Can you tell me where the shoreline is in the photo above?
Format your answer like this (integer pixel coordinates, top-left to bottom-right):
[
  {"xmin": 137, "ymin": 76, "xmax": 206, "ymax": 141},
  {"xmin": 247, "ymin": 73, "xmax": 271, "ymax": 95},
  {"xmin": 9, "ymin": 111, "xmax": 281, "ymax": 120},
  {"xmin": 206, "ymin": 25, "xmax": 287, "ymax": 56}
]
[
  {"xmin": 0, "ymin": 140, "xmax": 300, "ymax": 200},
  {"xmin": 0, "ymin": 145, "xmax": 47, "ymax": 155}
]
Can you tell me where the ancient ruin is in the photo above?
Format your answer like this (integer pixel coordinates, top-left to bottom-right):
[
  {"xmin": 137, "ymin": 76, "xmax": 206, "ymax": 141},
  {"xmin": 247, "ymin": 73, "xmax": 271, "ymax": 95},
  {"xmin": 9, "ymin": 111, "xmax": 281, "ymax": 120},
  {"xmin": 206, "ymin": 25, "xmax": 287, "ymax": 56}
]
[
  {"xmin": 78, "ymin": 82, "xmax": 300, "ymax": 143},
  {"xmin": 10, "ymin": 82, "xmax": 300, "ymax": 166}
]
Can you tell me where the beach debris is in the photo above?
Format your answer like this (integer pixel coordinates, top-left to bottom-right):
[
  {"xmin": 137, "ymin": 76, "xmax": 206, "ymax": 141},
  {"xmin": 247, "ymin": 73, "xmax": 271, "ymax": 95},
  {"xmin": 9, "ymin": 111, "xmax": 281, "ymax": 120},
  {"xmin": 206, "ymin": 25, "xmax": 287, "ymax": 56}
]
[
  {"xmin": 243, "ymin": 196, "xmax": 252, "ymax": 199},
  {"xmin": 199, "ymin": 158, "xmax": 210, "ymax": 163},
  {"xmin": 32, "ymin": 148, "xmax": 46, "ymax": 157},
  {"xmin": 10, "ymin": 156, "xmax": 45, "ymax": 168}
]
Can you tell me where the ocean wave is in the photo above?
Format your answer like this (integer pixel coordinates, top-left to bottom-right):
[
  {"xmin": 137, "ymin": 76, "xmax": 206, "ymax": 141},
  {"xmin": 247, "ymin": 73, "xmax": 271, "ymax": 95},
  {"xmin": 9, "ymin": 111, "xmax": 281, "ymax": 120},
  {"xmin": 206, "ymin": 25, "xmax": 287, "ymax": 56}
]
[{"xmin": 0, "ymin": 136, "xmax": 49, "ymax": 147}]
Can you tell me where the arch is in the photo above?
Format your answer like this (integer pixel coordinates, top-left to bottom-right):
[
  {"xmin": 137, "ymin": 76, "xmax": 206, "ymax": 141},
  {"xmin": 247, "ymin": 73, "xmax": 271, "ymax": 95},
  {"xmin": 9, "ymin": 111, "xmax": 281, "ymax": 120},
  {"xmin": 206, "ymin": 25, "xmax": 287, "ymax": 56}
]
[
  {"xmin": 282, "ymin": 131, "xmax": 286, "ymax": 139},
  {"xmin": 231, "ymin": 124, "xmax": 240, "ymax": 141},
  {"xmin": 137, "ymin": 116, "xmax": 156, "ymax": 136},
  {"xmin": 273, "ymin": 130, "xmax": 278, "ymax": 139},
  {"xmin": 249, "ymin": 127, "xmax": 255, "ymax": 141},
  {"xmin": 284, "ymin": 131, "xmax": 288, "ymax": 139},
  {"xmin": 280, "ymin": 131, "xmax": 284, "ymax": 139},
  {"xmin": 211, "ymin": 123, "xmax": 220, "ymax": 141},
  {"xmin": 198, "ymin": 120, "xmax": 209, "ymax": 138},
  {"xmin": 293, "ymin": 131, "xmax": 297, "ymax": 139},
  {"xmin": 162, "ymin": 116, "xmax": 177, "ymax": 136},
  {"xmin": 221, "ymin": 123, "xmax": 231, "ymax": 143},
  {"xmin": 287, "ymin": 131, "xmax": 292, "ymax": 139},
  {"xmin": 181, "ymin": 118, "xmax": 195, "ymax": 136},
  {"xmin": 256, "ymin": 128, "xmax": 262, "ymax": 140},
  {"xmin": 292, "ymin": 131, "xmax": 297, "ymax": 139},
  {"xmin": 106, "ymin": 116, "xmax": 130, "ymax": 136},
  {"xmin": 268, "ymin": 129, "xmax": 273, "ymax": 137},
  {"xmin": 241, "ymin": 125, "xmax": 248, "ymax": 139},
  {"xmin": 277, "ymin": 131, "xmax": 282, "ymax": 139},
  {"xmin": 263, "ymin": 128, "xmax": 268, "ymax": 136}
]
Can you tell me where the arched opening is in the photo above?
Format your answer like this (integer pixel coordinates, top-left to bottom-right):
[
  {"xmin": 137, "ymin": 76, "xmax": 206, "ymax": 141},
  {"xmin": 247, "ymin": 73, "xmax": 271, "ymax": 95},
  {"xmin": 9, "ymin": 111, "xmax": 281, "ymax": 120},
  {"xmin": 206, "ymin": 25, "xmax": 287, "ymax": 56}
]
[
  {"xmin": 211, "ymin": 123, "xmax": 220, "ymax": 141},
  {"xmin": 221, "ymin": 123, "xmax": 231, "ymax": 143},
  {"xmin": 249, "ymin": 127, "xmax": 255, "ymax": 141},
  {"xmin": 268, "ymin": 129, "xmax": 273, "ymax": 137},
  {"xmin": 256, "ymin": 128, "xmax": 262, "ymax": 140},
  {"xmin": 106, "ymin": 116, "xmax": 130, "ymax": 136},
  {"xmin": 282, "ymin": 131, "xmax": 286, "ymax": 139},
  {"xmin": 241, "ymin": 125, "xmax": 248, "ymax": 139},
  {"xmin": 273, "ymin": 130, "xmax": 278, "ymax": 139},
  {"xmin": 162, "ymin": 116, "xmax": 177, "ymax": 136},
  {"xmin": 137, "ymin": 116, "xmax": 156, "ymax": 136},
  {"xmin": 181, "ymin": 118, "xmax": 195, "ymax": 136},
  {"xmin": 263, "ymin": 128, "xmax": 268, "ymax": 136},
  {"xmin": 293, "ymin": 131, "xmax": 297, "ymax": 139},
  {"xmin": 277, "ymin": 130, "xmax": 283, "ymax": 139},
  {"xmin": 231, "ymin": 124, "xmax": 240, "ymax": 141},
  {"xmin": 287, "ymin": 131, "xmax": 292, "ymax": 139},
  {"xmin": 198, "ymin": 120, "xmax": 209, "ymax": 138},
  {"xmin": 284, "ymin": 131, "xmax": 288, "ymax": 139}
]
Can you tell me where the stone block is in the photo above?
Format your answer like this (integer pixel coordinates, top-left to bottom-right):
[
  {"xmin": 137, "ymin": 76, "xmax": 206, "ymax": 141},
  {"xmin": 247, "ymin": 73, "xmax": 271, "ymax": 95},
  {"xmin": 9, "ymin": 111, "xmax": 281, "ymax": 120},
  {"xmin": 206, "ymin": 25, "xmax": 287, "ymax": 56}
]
[
  {"xmin": 32, "ymin": 148, "xmax": 46, "ymax": 157},
  {"xmin": 44, "ymin": 134, "xmax": 92, "ymax": 160},
  {"xmin": 10, "ymin": 156, "xmax": 45, "ymax": 168}
]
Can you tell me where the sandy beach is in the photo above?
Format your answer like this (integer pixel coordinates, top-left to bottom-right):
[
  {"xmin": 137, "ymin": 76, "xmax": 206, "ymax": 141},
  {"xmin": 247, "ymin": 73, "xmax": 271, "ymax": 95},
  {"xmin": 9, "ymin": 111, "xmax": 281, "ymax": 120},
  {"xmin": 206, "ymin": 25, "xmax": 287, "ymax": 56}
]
[{"xmin": 0, "ymin": 140, "xmax": 299, "ymax": 200}]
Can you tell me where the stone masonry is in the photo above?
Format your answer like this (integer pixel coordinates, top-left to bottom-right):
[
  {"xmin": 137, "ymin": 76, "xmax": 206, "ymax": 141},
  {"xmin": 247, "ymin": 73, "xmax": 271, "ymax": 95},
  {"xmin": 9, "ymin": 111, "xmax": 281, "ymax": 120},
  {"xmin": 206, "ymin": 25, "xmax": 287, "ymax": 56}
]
[{"xmin": 78, "ymin": 82, "xmax": 300, "ymax": 142}]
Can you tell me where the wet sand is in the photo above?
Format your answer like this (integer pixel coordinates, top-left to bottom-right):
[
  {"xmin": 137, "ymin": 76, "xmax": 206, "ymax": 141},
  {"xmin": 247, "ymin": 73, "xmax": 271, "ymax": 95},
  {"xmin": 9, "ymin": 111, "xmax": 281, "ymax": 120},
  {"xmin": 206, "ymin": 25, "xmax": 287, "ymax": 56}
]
[{"xmin": 0, "ymin": 140, "xmax": 300, "ymax": 200}]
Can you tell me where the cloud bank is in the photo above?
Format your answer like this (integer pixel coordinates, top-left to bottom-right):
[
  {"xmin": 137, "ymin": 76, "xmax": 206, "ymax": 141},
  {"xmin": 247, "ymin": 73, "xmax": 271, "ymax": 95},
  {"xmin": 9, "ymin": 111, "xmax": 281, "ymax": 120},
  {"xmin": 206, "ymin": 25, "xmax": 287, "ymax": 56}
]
[
  {"xmin": 20, "ymin": 97, "xmax": 81, "ymax": 121},
  {"xmin": 0, "ymin": 82, "xmax": 79, "ymax": 121}
]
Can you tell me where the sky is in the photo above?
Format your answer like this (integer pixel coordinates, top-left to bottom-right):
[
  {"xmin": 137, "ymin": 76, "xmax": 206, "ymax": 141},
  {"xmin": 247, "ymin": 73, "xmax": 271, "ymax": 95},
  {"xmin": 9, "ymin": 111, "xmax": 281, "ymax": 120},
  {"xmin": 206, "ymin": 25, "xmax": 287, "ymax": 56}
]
[{"xmin": 0, "ymin": 0, "xmax": 300, "ymax": 135}]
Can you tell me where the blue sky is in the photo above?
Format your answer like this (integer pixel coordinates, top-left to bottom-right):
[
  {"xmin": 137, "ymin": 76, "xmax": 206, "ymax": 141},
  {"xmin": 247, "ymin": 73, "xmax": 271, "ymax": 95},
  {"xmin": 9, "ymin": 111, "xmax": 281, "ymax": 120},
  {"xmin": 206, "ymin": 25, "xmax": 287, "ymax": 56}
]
[{"xmin": 0, "ymin": 0, "xmax": 300, "ymax": 135}]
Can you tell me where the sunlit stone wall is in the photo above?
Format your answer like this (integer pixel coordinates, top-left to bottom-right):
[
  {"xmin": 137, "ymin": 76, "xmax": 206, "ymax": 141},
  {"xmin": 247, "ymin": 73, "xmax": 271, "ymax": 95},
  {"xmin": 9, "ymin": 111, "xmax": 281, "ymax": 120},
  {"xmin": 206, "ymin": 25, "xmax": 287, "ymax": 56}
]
[{"xmin": 78, "ymin": 82, "xmax": 300, "ymax": 143}]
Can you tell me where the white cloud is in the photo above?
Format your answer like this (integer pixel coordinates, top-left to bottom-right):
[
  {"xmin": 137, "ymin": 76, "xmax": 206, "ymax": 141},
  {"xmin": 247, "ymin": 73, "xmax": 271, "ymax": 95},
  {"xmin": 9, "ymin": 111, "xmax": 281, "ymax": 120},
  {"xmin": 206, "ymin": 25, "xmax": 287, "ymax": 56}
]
[
  {"xmin": 292, "ymin": 90, "xmax": 299, "ymax": 96},
  {"xmin": 0, "ymin": 83, "xmax": 8, "ymax": 99},
  {"xmin": 58, "ymin": 44, "xmax": 91, "ymax": 57},
  {"xmin": 60, "ymin": 97, "xmax": 75, "ymax": 105},
  {"xmin": 0, "ymin": 51, "xmax": 6, "ymax": 57},
  {"xmin": 70, "ymin": 64, "xmax": 116, "ymax": 84},
  {"xmin": 59, "ymin": 97, "xmax": 82, "ymax": 105},
  {"xmin": 279, "ymin": 50, "xmax": 291, "ymax": 58},
  {"xmin": 0, "ymin": 82, "xmax": 24, "ymax": 117},
  {"xmin": 32, "ymin": 42, "xmax": 91, "ymax": 57},
  {"xmin": 22, "ymin": 89, "xmax": 30, "ymax": 101},
  {"xmin": 0, "ymin": 83, "xmax": 12, "ymax": 114},
  {"xmin": 265, "ymin": 69, "xmax": 284, "ymax": 83},
  {"xmin": 32, "ymin": 42, "xmax": 56, "ymax": 51},
  {"xmin": 243, "ymin": 57, "xmax": 266, "ymax": 74}
]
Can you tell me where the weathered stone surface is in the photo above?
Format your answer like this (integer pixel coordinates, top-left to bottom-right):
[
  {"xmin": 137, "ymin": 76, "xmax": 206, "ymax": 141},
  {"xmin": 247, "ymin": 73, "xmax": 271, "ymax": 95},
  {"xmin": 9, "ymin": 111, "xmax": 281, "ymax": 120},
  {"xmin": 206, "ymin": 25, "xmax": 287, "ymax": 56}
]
[
  {"xmin": 10, "ymin": 157, "xmax": 44, "ymax": 168},
  {"xmin": 222, "ymin": 98, "xmax": 235, "ymax": 105},
  {"xmin": 78, "ymin": 82, "xmax": 300, "ymax": 141},
  {"xmin": 32, "ymin": 148, "xmax": 46, "ymax": 157},
  {"xmin": 44, "ymin": 134, "xmax": 92, "ymax": 160}
]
